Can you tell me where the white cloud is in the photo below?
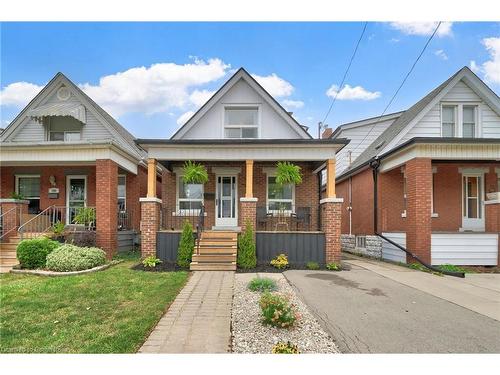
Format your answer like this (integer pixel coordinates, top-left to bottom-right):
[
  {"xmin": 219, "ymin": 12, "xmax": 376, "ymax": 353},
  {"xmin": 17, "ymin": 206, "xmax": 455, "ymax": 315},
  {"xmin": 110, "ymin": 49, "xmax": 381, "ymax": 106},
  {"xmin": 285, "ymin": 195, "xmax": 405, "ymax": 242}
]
[
  {"xmin": 282, "ymin": 99, "xmax": 304, "ymax": 109},
  {"xmin": 0, "ymin": 81, "xmax": 44, "ymax": 107},
  {"xmin": 326, "ymin": 84, "xmax": 381, "ymax": 101},
  {"xmin": 470, "ymin": 37, "xmax": 500, "ymax": 85},
  {"xmin": 389, "ymin": 22, "xmax": 453, "ymax": 37},
  {"xmin": 434, "ymin": 49, "xmax": 448, "ymax": 60},
  {"xmin": 176, "ymin": 110, "xmax": 195, "ymax": 126},
  {"xmin": 389, "ymin": 38, "xmax": 400, "ymax": 43},
  {"xmin": 79, "ymin": 58, "xmax": 229, "ymax": 117},
  {"xmin": 251, "ymin": 73, "xmax": 294, "ymax": 97},
  {"xmin": 189, "ymin": 89, "xmax": 215, "ymax": 107}
]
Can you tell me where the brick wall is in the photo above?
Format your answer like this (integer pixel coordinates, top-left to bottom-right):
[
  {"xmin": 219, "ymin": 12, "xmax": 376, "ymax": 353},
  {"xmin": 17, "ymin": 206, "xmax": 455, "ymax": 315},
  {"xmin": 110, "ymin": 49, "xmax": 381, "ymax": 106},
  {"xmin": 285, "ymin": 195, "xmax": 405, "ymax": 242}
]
[
  {"xmin": 140, "ymin": 199, "xmax": 161, "ymax": 258},
  {"xmin": 321, "ymin": 199, "xmax": 342, "ymax": 263},
  {"xmin": 96, "ymin": 159, "xmax": 118, "ymax": 258},
  {"xmin": 160, "ymin": 161, "xmax": 320, "ymax": 230}
]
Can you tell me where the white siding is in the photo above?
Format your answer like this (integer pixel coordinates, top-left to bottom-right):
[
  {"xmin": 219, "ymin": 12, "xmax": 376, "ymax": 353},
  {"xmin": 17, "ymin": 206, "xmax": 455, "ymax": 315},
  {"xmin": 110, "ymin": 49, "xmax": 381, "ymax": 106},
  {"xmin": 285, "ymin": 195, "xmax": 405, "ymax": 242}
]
[
  {"xmin": 399, "ymin": 79, "xmax": 500, "ymax": 144},
  {"xmin": 10, "ymin": 89, "xmax": 115, "ymax": 144},
  {"xmin": 181, "ymin": 78, "xmax": 303, "ymax": 139},
  {"xmin": 431, "ymin": 233, "xmax": 498, "ymax": 266},
  {"xmin": 381, "ymin": 232, "xmax": 407, "ymax": 264},
  {"xmin": 335, "ymin": 117, "xmax": 397, "ymax": 175}
]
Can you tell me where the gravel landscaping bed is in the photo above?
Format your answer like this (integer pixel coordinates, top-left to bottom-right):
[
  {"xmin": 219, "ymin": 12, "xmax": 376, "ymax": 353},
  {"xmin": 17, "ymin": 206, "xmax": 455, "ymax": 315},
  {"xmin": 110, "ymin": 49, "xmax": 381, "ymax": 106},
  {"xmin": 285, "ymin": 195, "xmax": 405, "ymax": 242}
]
[{"xmin": 231, "ymin": 272, "xmax": 340, "ymax": 354}]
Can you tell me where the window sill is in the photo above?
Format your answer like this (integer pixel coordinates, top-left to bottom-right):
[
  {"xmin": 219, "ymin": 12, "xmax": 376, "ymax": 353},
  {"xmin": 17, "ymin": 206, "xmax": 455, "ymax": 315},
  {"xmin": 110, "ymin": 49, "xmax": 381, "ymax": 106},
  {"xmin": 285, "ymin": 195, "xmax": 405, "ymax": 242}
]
[{"xmin": 431, "ymin": 213, "xmax": 439, "ymax": 218}]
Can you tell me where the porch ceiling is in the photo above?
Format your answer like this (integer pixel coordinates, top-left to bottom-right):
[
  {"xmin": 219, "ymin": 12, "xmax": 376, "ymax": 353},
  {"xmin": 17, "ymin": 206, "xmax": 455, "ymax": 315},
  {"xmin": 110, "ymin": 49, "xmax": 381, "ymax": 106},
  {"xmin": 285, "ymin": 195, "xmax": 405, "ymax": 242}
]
[{"xmin": 136, "ymin": 138, "xmax": 348, "ymax": 162}]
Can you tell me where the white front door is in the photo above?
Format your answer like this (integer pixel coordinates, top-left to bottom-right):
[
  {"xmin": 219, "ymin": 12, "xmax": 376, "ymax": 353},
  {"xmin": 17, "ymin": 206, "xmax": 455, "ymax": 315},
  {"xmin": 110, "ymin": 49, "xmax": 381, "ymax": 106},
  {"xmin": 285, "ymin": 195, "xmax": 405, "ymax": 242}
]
[
  {"xmin": 66, "ymin": 175, "xmax": 87, "ymax": 224},
  {"xmin": 215, "ymin": 175, "xmax": 237, "ymax": 227},
  {"xmin": 462, "ymin": 174, "xmax": 485, "ymax": 231}
]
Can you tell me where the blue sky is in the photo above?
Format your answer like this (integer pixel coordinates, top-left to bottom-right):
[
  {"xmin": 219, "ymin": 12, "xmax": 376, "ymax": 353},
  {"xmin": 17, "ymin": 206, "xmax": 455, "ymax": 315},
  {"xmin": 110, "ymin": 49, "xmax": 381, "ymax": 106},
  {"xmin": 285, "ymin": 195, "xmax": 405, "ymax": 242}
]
[{"xmin": 1, "ymin": 22, "xmax": 499, "ymax": 138}]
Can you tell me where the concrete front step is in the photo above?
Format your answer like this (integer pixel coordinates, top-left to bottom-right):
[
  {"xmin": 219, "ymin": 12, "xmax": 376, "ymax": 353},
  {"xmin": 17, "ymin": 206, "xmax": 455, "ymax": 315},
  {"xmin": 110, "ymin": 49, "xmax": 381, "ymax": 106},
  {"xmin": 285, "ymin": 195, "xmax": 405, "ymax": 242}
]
[
  {"xmin": 189, "ymin": 262, "xmax": 236, "ymax": 271},
  {"xmin": 192, "ymin": 254, "xmax": 236, "ymax": 262}
]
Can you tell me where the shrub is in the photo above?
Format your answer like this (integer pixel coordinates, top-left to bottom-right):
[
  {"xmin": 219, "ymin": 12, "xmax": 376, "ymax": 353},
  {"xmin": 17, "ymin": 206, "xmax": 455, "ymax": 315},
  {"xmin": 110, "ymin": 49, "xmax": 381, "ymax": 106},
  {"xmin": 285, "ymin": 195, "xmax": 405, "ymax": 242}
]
[
  {"xmin": 437, "ymin": 264, "xmax": 471, "ymax": 273},
  {"xmin": 237, "ymin": 221, "xmax": 256, "ymax": 269},
  {"xmin": 259, "ymin": 292, "xmax": 298, "ymax": 328},
  {"xmin": 177, "ymin": 220, "xmax": 194, "ymax": 268},
  {"xmin": 271, "ymin": 342, "xmax": 300, "ymax": 354},
  {"xmin": 66, "ymin": 231, "xmax": 97, "ymax": 247},
  {"xmin": 46, "ymin": 244, "xmax": 106, "ymax": 272},
  {"xmin": 248, "ymin": 277, "xmax": 277, "ymax": 293},
  {"xmin": 17, "ymin": 237, "xmax": 60, "ymax": 269},
  {"xmin": 326, "ymin": 262, "xmax": 342, "ymax": 271},
  {"xmin": 270, "ymin": 253, "xmax": 289, "ymax": 270},
  {"xmin": 306, "ymin": 261, "xmax": 320, "ymax": 270},
  {"xmin": 143, "ymin": 255, "xmax": 162, "ymax": 268},
  {"xmin": 73, "ymin": 207, "xmax": 96, "ymax": 228}
]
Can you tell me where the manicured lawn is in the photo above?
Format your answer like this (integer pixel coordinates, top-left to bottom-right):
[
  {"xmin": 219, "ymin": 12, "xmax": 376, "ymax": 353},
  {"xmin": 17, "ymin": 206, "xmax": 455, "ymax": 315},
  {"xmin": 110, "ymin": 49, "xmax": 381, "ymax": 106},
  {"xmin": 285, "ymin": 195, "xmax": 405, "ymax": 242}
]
[{"xmin": 0, "ymin": 254, "xmax": 188, "ymax": 353}]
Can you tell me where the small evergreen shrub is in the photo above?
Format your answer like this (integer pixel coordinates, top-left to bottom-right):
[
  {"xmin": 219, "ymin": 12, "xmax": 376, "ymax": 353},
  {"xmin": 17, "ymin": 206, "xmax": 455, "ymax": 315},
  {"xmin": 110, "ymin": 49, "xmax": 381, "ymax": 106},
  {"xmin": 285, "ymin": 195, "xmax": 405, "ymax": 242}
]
[
  {"xmin": 270, "ymin": 253, "xmax": 289, "ymax": 270},
  {"xmin": 142, "ymin": 255, "xmax": 162, "ymax": 268},
  {"xmin": 306, "ymin": 261, "xmax": 320, "ymax": 270},
  {"xmin": 271, "ymin": 342, "xmax": 300, "ymax": 354},
  {"xmin": 237, "ymin": 221, "xmax": 257, "ymax": 269},
  {"xmin": 259, "ymin": 292, "xmax": 298, "ymax": 328},
  {"xmin": 46, "ymin": 244, "xmax": 106, "ymax": 272},
  {"xmin": 177, "ymin": 220, "xmax": 194, "ymax": 268},
  {"xmin": 17, "ymin": 237, "xmax": 60, "ymax": 269},
  {"xmin": 326, "ymin": 262, "xmax": 342, "ymax": 271},
  {"xmin": 248, "ymin": 277, "xmax": 277, "ymax": 292}
]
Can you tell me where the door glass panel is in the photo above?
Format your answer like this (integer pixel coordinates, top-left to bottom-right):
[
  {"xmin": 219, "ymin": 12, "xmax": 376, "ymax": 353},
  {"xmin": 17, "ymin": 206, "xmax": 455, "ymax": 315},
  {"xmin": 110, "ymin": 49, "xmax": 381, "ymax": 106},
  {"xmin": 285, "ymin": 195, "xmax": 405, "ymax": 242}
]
[
  {"xmin": 217, "ymin": 176, "xmax": 235, "ymax": 219},
  {"xmin": 221, "ymin": 199, "xmax": 231, "ymax": 218},
  {"xmin": 70, "ymin": 179, "xmax": 85, "ymax": 201},
  {"xmin": 464, "ymin": 176, "xmax": 482, "ymax": 219},
  {"xmin": 222, "ymin": 177, "xmax": 231, "ymax": 196}
]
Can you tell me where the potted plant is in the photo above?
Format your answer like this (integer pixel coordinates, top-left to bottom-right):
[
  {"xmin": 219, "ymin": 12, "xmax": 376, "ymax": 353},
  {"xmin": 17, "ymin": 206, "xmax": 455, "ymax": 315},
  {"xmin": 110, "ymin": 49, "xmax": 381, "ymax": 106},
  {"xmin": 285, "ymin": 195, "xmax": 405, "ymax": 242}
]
[
  {"xmin": 275, "ymin": 161, "xmax": 302, "ymax": 186},
  {"xmin": 73, "ymin": 207, "xmax": 96, "ymax": 230},
  {"xmin": 182, "ymin": 160, "xmax": 208, "ymax": 184}
]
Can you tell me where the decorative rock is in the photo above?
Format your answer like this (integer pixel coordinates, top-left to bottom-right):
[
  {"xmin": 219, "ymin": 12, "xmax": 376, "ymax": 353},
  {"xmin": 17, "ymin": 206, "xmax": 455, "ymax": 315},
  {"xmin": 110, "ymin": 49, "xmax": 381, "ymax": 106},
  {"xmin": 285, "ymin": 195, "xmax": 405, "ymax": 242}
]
[{"xmin": 231, "ymin": 272, "xmax": 339, "ymax": 354}]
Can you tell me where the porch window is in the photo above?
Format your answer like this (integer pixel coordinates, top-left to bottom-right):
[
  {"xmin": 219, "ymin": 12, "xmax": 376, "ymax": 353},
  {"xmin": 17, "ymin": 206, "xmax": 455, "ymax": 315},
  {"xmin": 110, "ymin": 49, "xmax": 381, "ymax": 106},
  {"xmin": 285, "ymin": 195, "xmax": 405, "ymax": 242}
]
[
  {"xmin": 177, "ymin": 176, "xmax": 204, "ymax": 213},
  {"xmin": 224, "ymin": 106, "xmax": 259, "ymax": 139},
  {"xmin": 267, "ymin": 176, "xmax": 294, "ymax": 213},
  {"xmin": 118, "ymin": 175, "xmax": 126, "ymax": 211},
  {"xmin": 15, "ymin": 175, "xmax": 40, "ymax": 214},
  {"xmin": 442, "ymin": 105, "xmax": 456, "ymax": 137}
]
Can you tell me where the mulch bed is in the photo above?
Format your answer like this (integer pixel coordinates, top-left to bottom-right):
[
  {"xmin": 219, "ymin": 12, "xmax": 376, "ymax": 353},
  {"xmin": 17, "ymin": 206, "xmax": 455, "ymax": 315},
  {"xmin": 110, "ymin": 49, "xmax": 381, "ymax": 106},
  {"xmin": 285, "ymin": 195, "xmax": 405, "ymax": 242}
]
[{"xmin": 131, "ymin": 262, "xmax": 188, "ymax": 272}]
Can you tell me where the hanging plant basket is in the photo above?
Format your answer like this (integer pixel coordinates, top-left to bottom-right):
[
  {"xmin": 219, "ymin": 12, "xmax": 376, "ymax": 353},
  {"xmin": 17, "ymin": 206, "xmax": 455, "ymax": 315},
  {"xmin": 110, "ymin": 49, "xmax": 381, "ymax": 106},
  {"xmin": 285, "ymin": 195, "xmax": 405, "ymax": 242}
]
[
  {"xmin": 182, "ymin": 161, "xmax": 209, "ymax": 184},
  {"xmin": 275, "ymin": 161, "xmax": 302, "ymax": 185}
]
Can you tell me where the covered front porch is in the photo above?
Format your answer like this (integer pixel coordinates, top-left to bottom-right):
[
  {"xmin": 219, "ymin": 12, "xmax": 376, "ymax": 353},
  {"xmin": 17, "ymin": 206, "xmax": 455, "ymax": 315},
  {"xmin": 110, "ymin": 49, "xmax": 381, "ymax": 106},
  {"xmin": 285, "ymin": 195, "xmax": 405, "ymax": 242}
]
[
  {"xmin": 137, "ymin": 139, "xmax": 346, "ymax": 266},
  {"xmin": 377, "ymin": 138, "xmax": 500, "ymax": 266}
]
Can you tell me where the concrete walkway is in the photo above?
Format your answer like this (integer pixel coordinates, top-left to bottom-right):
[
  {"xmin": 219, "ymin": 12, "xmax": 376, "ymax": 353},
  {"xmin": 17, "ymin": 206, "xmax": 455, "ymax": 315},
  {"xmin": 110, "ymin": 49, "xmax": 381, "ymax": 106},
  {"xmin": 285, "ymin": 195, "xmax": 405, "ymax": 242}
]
[
  {"xmin": 139, "ymin": 271, "xmax": 234, "ymax": 353},
  {"xmin": 344, "ymin": 255, "xmax": 500, "ymax": 321}
]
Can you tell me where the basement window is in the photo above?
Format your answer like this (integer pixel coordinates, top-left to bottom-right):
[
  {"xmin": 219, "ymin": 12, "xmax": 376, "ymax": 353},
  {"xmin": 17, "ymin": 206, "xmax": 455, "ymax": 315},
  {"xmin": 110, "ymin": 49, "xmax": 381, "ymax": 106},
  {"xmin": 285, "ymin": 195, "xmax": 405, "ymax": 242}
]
[{"xmin": 356, "ymin": 235, "xmax": 367, "ymax": 249}]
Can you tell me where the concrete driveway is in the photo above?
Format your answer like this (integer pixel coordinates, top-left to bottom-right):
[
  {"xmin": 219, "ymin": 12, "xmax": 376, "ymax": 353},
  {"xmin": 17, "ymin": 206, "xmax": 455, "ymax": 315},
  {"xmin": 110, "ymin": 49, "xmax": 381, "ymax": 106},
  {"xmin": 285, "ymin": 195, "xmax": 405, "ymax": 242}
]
[{"xmin": 284, "ymin": 257, "xmax": 500, "ymax": 353}]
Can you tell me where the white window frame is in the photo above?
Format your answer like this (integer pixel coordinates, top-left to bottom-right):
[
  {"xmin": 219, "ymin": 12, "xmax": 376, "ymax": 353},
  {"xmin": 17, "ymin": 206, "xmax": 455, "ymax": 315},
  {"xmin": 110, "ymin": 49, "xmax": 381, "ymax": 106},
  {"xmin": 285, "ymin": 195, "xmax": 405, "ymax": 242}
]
[
  {"xmin": 440, "ymin": 103, "xmax": 481, "ymax": 138},
  {"xmin": 49, "ymin": 130, "xmax": 82, "ymax": 141},
  {"xmin": 175, "ymin": 175, "xmax": 204, "ymax": 215},
  {"xmin": 222, "ymin": 104, "xmax": 261, "ymax": 139},
  {"xmin": 265, "ymin": 173, "xmax": 295, "ymax": 215},
  {"xmin": 118, "ymin": 174, "xmax": 126, "ymax": 211},
  {"xmin": 355, "ymin": 235, "xmax": 367, "ymax": 249}
]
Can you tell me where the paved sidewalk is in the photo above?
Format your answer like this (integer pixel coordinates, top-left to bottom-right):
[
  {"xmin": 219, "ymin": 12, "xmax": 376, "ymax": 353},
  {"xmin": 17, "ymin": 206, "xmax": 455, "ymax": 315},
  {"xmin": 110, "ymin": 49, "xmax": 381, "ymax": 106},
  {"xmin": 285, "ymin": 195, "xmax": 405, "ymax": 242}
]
[
  {"xmin": 344, "ymin": 255, "xmax": 500, "ymax": 321},
  {"xmin": 139, "ymin": 271, "xmax": 234, "ymax": 353}
]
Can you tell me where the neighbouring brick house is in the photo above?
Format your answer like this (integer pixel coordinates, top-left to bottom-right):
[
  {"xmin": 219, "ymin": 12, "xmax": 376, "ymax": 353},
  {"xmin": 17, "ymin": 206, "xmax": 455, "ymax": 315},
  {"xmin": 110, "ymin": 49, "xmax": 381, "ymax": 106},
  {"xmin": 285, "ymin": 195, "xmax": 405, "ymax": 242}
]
[
  {"xmin": 0, "ymin": 72, "xmax": 161, "ymax": 259},
  {"xmin": 327, "ymin": 67, "xmax": 500, "ymax": 266},
  {"xmin": 137, "ymin": 68, "xmax": 347, "ymax": 269}
]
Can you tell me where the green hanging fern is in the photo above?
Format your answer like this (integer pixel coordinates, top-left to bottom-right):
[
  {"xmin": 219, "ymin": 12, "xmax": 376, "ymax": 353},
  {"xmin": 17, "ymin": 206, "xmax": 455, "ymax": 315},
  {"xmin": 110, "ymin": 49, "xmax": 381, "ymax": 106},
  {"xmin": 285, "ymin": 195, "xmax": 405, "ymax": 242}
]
[
  {"xmin": 182, "ymin": 161, "xmax": 208, "ymax": 184},
  {"xmin": 275, "ymin": 161, "xmax": 302, "ymax": 185}
]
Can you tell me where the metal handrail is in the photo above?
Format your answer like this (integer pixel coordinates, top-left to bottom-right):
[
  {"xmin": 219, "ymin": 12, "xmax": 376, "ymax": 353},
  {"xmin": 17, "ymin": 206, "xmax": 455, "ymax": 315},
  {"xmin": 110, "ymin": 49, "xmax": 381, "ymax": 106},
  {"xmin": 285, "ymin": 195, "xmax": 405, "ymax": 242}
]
[
  {"xmin": 18, "ymin": 205, "xmax": 59, "ymax": 240},
  {"xmin": 0, "ymin": 206, "xmax": 20, "ymax": 240},
  {"xmin": 196, "ymin": 205, "xmax": 205, "ymax": 255}
]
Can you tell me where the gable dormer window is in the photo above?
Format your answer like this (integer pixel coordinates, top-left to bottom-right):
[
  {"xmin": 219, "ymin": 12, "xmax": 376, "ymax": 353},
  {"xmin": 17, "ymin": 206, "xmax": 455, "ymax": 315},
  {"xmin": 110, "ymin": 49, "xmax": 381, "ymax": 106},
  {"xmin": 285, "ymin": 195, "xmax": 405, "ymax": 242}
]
[
  {"xmin": 224, "ymin": 106, "xmax": 259, "ymax": 138},
  {"xmin": 47, "ymin": 116, "xmax": 82, "ymax": 142},
  {"xmin": 441, "ymin": 104, "xmax": 479, "ymax": 138}
]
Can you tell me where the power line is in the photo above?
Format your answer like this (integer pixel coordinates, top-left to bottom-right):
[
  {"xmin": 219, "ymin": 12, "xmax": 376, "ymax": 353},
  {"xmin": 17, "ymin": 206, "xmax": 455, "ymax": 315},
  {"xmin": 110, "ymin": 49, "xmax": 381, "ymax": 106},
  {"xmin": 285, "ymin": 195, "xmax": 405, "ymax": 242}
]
[
  {"xmin": 320, "ymin": 22, "xmax": 368, "ymax": 130},
  {"xmin": 349, "ymin": 21, "xmax": 442, "ymax": 155}
]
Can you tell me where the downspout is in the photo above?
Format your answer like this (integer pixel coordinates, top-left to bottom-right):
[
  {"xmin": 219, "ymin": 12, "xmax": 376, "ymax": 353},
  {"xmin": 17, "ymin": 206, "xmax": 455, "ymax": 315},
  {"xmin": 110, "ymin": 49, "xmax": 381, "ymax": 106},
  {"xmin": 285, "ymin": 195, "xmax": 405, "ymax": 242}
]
[
  {"xmin": 348, "ymin": 176, "xmax": 352, "ymax": 235},
  {"xmin": 370, "ymin": 158, "xmax": 464, "ymax": 278},
  {"xmin": 317, "ymin": 171, "xmax": 322, "ymax": 230}
]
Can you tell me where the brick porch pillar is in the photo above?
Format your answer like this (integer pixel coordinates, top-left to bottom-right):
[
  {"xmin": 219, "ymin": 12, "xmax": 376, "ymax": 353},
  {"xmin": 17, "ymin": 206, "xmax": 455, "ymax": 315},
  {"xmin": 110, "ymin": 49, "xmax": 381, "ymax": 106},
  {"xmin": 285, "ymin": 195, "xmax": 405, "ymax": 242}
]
[
  {"xmin": 0, "ymin": 199, "xmax": 28, "ymax": 241},
  {"xmin": 140, "ymin": 198, "xmax": 161, "ymax": 258},
  {"xmin": 240, "ymin": 198, "xmax": 257, "ymax": 230},
  {"xmin": 485, "ymin": 199, "xmax": 500, "ymax": 266},
  {"xmin": 320, "ymin": 198, "xmax": 343, "ymax": 263},
  {"xmin": 406, "ymin": 158, "xmax": 432, "ymax": 264},
  {"xmin": 96, "ymin": 159, "xmax": 118, "ymax": 259},
  {"xmin": 140, "ymin": 158, "xmax": 161, "ymax": 258}
]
